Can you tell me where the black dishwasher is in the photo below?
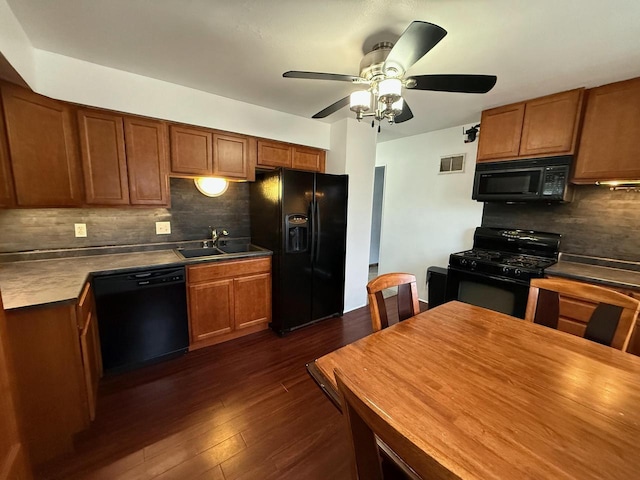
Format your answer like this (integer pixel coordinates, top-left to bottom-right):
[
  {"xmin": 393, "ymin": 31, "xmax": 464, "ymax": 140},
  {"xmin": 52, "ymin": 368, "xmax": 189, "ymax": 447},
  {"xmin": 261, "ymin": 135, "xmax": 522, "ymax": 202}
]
[{"xmin": 93, "ymin": 266, "xmax": 189, "ymax": 374}]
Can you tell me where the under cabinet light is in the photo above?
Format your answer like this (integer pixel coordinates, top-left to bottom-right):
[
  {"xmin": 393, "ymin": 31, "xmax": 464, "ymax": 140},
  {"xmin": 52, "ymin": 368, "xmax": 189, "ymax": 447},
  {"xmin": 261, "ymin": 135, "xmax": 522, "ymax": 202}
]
[{"xmin": 194, "ymin": 177, "xmax": 228, "ymax": 197}]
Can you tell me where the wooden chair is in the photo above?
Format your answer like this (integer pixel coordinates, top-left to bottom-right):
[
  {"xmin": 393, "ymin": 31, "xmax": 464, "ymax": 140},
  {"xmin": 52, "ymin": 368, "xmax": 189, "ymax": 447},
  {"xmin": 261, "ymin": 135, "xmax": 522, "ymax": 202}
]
[
  {"xmin": 525, "ymin": 278, "xmax": 640, "ymax": 351},
  {"xmin": 367, "ymin": 273, "xmax": 420, "ymax": 332},
  {"xmin": 336, "ymin": 368, "xmax": 439, "ymax": 480}
]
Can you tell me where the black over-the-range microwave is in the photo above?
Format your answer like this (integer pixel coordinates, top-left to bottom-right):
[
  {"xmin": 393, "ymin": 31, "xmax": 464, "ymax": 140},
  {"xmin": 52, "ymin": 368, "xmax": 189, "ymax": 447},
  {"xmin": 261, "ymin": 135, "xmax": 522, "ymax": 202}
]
[{"xmin": 472, "ymin": 155, "xmax": 573, "ymax": 203}]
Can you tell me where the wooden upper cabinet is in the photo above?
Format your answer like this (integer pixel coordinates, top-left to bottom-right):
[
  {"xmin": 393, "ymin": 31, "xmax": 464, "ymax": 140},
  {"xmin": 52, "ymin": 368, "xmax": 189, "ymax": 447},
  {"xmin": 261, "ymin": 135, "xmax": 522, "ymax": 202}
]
[
  {"xmin": 169, "ymin": 125, "xmax": 255, "ymax": 181},
  {"xmin": 169, "ymin": 125, "xmax": 212, "ymax": 176},
  {"xmin": 477, "ymin": 103, "xmax": 525, "ymax": 161},
  {"xmin": 519, "ymin": 88, "xmax": 584, "ymax": 157},
  {"xmin": 573, "ymin": 77, "xmax": 640, "ymax": 183},
  {"xmin": 257, "ymin": 139, "xmax": 292, "ymax": 168},
  {"xmin": 292, "ymin": 146, "xmax": 326, "ymax": 172},
  {"xmin": 1, "ymin": 85, "xmax": 84, "ymax": 206},
  {"xmin": 0, "ymin": 103, "xmax": 16, "ymax": 208},
  {"xmin": 77, "ymin": 109, "xmax": 129, "ymax": 205},
  {"xmin": 477, "ymin": 88, "xmax": 585, "ymax": 163},
  {"xmin": 213, "ymin": 132, "xmax": 249, "ymax": 179},
  {"xmin": 123, "ymin": 117, "xmax": 169, "ymax": 206},
  {"xmin": 257, "ymin": 139, "xmax": 325, "ymax": 172}
]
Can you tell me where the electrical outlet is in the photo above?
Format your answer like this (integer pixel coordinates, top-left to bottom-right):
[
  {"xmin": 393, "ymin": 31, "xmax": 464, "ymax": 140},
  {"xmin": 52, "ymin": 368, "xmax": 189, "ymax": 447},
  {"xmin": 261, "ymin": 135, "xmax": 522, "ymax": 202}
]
[
  {"xmin": 74, "ymin": 223, "xmax": 87, "ymax": 238},
  {"xmin": 155, "ymin": 221, "xmax": 171, "ymax": 235}
]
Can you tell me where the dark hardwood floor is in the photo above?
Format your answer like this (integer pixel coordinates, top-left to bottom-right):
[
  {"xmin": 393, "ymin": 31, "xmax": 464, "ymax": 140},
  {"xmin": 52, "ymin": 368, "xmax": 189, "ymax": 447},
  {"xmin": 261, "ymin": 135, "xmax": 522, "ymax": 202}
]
[{"xmin": 38, "ymin": 304, "xmax": 387, "ymax": 480}]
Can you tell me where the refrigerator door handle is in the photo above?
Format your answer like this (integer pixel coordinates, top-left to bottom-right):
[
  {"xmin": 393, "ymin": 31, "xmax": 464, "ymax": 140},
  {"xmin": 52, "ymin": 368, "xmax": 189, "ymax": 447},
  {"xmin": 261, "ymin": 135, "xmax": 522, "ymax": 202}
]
[
  {"xmin": 309, "ymin": 201, "xmax": 315, "ymax": 259},
  {"xmin": 315, "ymin": 200, "xmax": 321, "ymax": 262}
]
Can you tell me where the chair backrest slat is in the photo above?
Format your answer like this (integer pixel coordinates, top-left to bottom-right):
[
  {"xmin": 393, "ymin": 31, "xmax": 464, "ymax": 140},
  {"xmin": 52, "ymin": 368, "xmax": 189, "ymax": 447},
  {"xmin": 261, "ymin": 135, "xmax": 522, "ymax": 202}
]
[
  {"xmin": 367, "ymin": 273, "xmax": 420, "ymax": 333},
  {"xmin": 525, "ymin": 278, "xmax": 640, "ymax": 351}
]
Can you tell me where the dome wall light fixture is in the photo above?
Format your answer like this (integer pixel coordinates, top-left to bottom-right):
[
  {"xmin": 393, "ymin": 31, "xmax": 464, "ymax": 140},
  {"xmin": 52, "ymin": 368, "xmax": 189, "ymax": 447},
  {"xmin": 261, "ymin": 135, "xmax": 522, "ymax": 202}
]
[{"xmin": 194, "ymin": 177, "xmax": 228, "ymax": 197}]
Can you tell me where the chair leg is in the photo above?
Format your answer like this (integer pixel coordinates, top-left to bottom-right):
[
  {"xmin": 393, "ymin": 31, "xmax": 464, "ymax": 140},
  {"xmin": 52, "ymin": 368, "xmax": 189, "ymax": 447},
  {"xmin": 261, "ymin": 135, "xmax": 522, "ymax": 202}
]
[{"xmin": 342, "ymin": 401, "xmax": 383, "ymax": 480}]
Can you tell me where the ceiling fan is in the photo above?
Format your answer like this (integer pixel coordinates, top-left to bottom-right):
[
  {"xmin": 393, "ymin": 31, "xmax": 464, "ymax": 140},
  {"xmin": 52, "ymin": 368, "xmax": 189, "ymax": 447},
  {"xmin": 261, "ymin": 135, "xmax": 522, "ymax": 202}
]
[{"xmin": 283, "ymin": 21, "xmax": 497, "ymax": 127}]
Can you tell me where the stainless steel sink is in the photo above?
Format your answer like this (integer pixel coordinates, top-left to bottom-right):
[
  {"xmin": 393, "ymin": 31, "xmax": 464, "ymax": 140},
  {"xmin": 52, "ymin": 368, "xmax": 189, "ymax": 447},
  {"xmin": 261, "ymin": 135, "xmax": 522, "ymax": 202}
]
[
  {"xmin": 218, "ymin": 243, "xmax": 262, "ymax": 254},
  {"xmin": 174, "ymin": 247, "xmax": 225, "ymax": 259}
]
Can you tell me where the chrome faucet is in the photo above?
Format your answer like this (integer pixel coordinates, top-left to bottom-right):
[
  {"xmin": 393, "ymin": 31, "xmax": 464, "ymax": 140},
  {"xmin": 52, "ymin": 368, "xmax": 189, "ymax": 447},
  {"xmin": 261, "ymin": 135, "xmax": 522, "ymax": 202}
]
[{"xmin": 209, "ymin": 226, "xmax": 229, "ymax": 247}]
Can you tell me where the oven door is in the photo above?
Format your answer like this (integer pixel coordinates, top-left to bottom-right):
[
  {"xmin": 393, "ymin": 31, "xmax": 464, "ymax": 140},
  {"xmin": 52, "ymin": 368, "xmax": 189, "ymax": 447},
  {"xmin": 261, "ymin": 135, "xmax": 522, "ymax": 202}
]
[{"xmin": 445, "ymin": 267, "xmax": 530, "ymax": 318}]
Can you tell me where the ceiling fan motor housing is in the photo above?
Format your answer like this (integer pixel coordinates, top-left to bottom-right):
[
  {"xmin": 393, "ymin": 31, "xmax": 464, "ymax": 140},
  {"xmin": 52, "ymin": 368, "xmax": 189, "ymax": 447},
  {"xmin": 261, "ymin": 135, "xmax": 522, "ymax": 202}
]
[{"xmin": 359, "ymin": 42, "xmax": 397, "ymax": 81}]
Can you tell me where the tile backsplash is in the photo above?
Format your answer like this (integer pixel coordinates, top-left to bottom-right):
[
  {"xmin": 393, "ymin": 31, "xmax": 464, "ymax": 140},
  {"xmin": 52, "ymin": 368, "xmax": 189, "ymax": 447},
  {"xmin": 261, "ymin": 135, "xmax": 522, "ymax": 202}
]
[
  {"xmin": 482, "ymin": 185, "xmax": 640, "ymax": 261},
  {"xmin": 0, "ymin": 178, "xmax": 250, "ymax": 253}
]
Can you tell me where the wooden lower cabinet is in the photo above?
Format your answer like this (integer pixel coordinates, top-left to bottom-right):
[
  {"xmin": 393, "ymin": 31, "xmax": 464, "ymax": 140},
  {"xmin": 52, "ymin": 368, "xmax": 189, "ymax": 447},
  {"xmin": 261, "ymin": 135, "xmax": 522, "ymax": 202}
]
[
  {"xmin": 4, "ymin": 286, "xmax": 101, "ymax": 466},
  {"xmin": 187, "ymin": 257, "xmax": 272, "ymax": 350},
  {"xmin": 546, "ymin": 275, "xmax": 640, "ymax": 355},
  {"xmin": 0, "ymin": 292, "xmax": 32, "ymax": 479},
  {"xmin": 76, "ymin": 282, "xmax": 102, "ymax": 421}
]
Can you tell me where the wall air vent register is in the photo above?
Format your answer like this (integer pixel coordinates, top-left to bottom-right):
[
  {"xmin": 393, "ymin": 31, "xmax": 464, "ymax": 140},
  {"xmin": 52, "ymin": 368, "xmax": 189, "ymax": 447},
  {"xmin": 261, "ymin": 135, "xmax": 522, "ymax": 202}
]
[{"xmin": 439, "ymin": 154, "xmax": 465, "ymax": 174}]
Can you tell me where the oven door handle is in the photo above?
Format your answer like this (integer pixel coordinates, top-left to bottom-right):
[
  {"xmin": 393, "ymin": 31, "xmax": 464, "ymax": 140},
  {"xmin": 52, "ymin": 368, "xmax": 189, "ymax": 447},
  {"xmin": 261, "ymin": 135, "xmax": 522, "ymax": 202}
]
[{"xmin": 448, "ymin": 267, "xmax": 531, "ymax": 286}]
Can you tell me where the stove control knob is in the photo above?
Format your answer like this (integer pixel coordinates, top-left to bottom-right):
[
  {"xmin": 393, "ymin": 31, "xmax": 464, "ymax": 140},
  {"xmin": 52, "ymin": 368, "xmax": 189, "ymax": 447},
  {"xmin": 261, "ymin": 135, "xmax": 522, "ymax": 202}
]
[
  {"xmin": 460, "ymin": 259, "xmax": 467, "ymax": 266},
  {"xmin": 470, "ymin": 261, "xmax": 477, "ymax": 269},
  {"xmin": 502, "ymin": 266, "xmax": 510, "ymax": 274},
  {"xmin": 514, "ymin": 269, "xmax": 522, "ymax": 277}
]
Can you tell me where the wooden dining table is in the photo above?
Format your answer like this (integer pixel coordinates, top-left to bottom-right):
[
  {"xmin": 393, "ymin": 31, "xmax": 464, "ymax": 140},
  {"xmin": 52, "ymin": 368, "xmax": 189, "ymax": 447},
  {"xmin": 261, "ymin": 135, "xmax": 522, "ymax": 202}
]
[{"xmin": 307, "ymin": 301, "xmax": 640, "ymax": 480}]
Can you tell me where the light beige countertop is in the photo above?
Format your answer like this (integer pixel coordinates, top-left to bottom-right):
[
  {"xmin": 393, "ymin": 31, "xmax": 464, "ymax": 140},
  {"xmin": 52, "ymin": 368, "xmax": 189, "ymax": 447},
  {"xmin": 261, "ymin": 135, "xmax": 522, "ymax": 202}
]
[
  {"xmin": 546, "ymin": 253, "xmax": 640, "ymax": 291},
  {"xmin": 0, "ymin": 247, "xmax": 271, "ymax": 310}
]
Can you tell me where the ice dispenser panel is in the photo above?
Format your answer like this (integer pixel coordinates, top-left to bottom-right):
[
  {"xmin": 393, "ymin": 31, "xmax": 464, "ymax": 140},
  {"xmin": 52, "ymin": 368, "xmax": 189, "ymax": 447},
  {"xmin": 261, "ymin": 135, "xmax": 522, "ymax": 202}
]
[{"xmin": 286, "ymin": 214, "xmax": 309, "ymax": 253}]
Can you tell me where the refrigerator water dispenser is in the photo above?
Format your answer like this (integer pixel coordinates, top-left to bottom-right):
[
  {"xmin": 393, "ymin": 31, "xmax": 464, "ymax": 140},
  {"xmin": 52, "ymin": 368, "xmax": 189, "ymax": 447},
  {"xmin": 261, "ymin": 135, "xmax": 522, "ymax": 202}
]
[{"xmin": 286, "ymin": 214, "xmax": 309, "ymax": 253}]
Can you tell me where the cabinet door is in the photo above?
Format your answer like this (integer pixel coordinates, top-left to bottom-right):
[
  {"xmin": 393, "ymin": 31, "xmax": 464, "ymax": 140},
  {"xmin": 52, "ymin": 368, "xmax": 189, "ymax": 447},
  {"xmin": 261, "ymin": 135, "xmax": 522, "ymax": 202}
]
[
  {"xmin": 77, "ymin": 283, "xmax": 101, "ymax": 422},
  {"xmin": 77, "ymin": 109, "xmax": 130, "ymax": 205},
  {"xmin": 257, "ymin": 139, "xmax": 292, "ymax": 168},
  {"xmin": 213, "ymin": 132, "xmax": 248, "ymax": 179},
  {"xmin": 124, "ymin": 117, "xmax": 170, "ymax": 206},
  {"xmin": 79, "ymin": 309, "xmax": 101, "ymax": 422},
  {"xmin": 1, "ymin": 85, "xmax": 84, "ymax": 206},
  {"xmin": 169, "ymin": 125, "xmax": 212, "ymax": 175},
  {"xmin": 292, "ymin": 146, "xmax": 325, "ymax": 172},
  {"xmin": 519, "ymin": 89, "xmax": 584, "ymax": 157},
  {"xmin": 5, "ymin": 304, "xmax": 89, "ymax": 465},
  {"xmin": 234, "ymin": 273, "xmax": 272, "ymax": 330},
  {"xmin": 0, "ymin": 294, "xmax": 32, "ymax": 479},
  {"xmin": 0, "ymin": 103, "xmax": 15, "ymax": 207},
  {"xmin": 573, "ymin": 77, "xmax": 640, "ymax": 182},
  {"xmin": 188, "ymin": 279, "xmax": 234, "ymax": 342},
  {"xmin": 476, "ymin": 103, "xmax": 525, "ymax": 162}
]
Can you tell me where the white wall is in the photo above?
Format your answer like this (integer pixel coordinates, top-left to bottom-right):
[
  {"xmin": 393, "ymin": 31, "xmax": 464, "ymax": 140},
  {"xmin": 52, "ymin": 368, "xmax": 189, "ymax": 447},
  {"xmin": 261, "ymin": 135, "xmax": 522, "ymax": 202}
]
[
  {"xmin": 0, "ymin": 0, "xmax": 36, "ymax": 86},
  {"xmin": 33, "ymin": 50, "xmax": 330, "ymax": 149},
  {"xmin": 376, "ymin": 125, "xmax": 484, "ymax": 301},
  {"xmin": 328, "ymin": 118, "xmax": 377, "ymax": 312},
  {"xmin": 0, "ymin": 1, "xmax": 330, "ymax": 149}
]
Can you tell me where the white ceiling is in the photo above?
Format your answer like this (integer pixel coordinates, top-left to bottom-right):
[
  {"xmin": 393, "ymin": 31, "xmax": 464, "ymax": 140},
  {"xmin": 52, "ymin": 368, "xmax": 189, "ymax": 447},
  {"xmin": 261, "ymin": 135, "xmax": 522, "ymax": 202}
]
[{"xmin": 6, "ymin": 0, "xmax": 640, "ymax": 142}]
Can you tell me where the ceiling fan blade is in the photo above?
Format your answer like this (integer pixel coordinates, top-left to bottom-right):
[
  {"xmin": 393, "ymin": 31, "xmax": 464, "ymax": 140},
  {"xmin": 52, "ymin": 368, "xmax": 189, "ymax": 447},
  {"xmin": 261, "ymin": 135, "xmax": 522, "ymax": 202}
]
[
  {"xmin": 383, "ymin": 21, "xmax": 447, "ymax": 74},
  {"xmin": 312, "ymin": 96, "xmax": 350, "ymax": 119},
  {"xmin": 407, "ymin": 74, "xmax": 498, "ymax": 93},
  {"xmin": 283, "ymin": 71, "xmax": 361, "ymax": 83},
  {"xmin": 394, "ymin": 101, "xmax": 414, "ymax": 124}
]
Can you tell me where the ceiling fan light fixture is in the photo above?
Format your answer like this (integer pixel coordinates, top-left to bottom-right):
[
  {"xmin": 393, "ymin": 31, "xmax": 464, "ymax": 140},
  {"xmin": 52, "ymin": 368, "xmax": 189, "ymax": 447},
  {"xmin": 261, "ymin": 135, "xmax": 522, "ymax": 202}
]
[
  {"xmin": 349, "ymin": 90, "xmax": 371, "ymax": 114},
  {"xmin": 391, "ymin": 97, "xmax": 404, "ymax": 114},
  {"xmin": 378, "ymin": 78, "xmax": 402, "ymax": 103}
]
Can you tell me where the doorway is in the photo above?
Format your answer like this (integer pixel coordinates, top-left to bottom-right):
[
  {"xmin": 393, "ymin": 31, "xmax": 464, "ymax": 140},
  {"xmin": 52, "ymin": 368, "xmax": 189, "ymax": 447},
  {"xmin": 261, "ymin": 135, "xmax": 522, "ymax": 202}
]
[{"xmin": 368, "ymin": 166, "xmax": 385, "ymax": 280}]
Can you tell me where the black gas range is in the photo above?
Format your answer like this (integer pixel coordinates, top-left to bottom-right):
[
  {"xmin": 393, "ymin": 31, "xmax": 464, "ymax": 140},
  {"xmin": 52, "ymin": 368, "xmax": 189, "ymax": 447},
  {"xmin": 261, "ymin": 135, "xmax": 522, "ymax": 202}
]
[{"xmin": 446, "ymin": 227, "xmax": 561, "ymax": 318}]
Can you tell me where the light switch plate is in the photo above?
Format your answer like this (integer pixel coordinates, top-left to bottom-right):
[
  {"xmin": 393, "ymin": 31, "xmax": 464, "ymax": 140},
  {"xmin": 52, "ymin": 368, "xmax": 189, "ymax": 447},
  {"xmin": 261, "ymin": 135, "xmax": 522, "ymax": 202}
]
[
  {"xmin": 74, "ymin": 223, "xmax": 87, "ymax": 238},
  {"xmin": 155, "ymin": 221, "xmax": 171, "ymax": 235}
]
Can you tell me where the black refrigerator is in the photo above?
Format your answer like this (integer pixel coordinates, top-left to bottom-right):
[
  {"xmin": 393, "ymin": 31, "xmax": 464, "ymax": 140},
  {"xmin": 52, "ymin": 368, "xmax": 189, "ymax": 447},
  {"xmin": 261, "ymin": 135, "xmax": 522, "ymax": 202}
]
[{"xmin": 250, "ymin": 169, "xmax": 348, "ymax": 335}]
